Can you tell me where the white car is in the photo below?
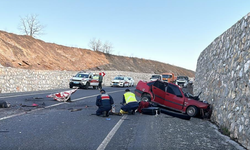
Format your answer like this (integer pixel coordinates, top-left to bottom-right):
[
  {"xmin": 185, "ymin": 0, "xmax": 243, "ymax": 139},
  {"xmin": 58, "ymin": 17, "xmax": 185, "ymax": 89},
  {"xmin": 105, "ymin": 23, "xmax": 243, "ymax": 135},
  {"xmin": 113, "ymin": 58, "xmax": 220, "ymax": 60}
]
[
  {"xmin": 176, "ymin": 76, "xmax": 189, "ymax": 88},
  {"xmin": 150, "ymin": 74, "xmax": 162, "ymax": 81},
  {"xmin": 110, "ymin": 76, "xmax": 129, "ymax": 87},
  {"xmin": 69, "ymin": 72, "xmax": 99, "ymax": 89},
  {"xmin": 127, "ymin": 77, "xmax": 135, "ymax": 87}
]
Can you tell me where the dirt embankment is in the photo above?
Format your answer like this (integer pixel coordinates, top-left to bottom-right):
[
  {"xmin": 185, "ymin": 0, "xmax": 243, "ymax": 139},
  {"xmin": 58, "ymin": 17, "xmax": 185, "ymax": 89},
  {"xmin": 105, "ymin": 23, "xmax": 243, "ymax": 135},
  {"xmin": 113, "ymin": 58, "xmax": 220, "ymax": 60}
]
[{"xmin": 0, "ymin": 30, "xmax": 195, "ymax": 77}]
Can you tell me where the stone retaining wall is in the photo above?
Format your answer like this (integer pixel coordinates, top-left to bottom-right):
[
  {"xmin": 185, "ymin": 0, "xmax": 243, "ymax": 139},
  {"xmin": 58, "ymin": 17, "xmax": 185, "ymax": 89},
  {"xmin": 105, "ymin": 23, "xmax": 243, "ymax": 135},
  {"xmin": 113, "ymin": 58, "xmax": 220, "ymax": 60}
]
[
  {"xmin": 0, "ymin": 66, "xmax": 151, "ymax": 93},
  {"xmin": 194, "ymin": 13, "xmax": 250, "ymax": 149}
]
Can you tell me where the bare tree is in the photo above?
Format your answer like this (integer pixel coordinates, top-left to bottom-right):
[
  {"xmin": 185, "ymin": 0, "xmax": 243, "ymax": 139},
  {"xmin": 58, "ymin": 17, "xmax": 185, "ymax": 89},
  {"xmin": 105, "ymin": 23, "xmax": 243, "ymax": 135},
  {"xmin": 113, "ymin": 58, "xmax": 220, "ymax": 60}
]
[
  {"xmin": 18, "ymin": 14, "xmax": 45, "ymax": 37},
  {"xmin": 88, "ymin": 38, "xmax": 102, "ymax": 51},
  {"xmin": 102, "ymin": 41, "xmax": 113, "ymax": 54}
]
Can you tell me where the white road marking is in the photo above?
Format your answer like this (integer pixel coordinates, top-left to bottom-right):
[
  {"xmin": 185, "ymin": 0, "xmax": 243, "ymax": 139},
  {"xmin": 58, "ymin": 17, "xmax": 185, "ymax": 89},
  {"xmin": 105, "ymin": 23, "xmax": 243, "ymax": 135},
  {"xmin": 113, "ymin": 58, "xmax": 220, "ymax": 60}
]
[
  {"xmin": 96, "ymin": 115, "xmax": 127, "ymax": 150},
  {"xmin": 0, "ymin": 90, "xmax": 67, "ymax": 98},
  {"xmin": 0, "ymin": 112, "xmax": 27, "ymax": 121},
  {"xmin": 0, "ymin": 88, "xmax": 126, "ymax": 99},
  {"xmin": 0, "ymin": 89, "xmax": 126, "ymax": 121},
  {"xmin": 0, "ymin": 92, "xmax": 47, "ymax": 98}
]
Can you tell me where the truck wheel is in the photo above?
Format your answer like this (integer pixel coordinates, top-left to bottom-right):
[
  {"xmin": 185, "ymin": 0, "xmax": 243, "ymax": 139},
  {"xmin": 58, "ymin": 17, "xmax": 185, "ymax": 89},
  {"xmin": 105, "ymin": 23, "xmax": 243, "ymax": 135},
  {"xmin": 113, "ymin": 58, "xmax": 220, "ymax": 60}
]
[
  {"xmin": 186, "ymin": 106, "xmax": 198, "ymax": 117},
  {"xmin": 69, "ymin": 83, "xmax": 73, "ymax": 89},
  {"xmin": 141, "ymin": 94, "xmax": 151, "ymax": 102}
]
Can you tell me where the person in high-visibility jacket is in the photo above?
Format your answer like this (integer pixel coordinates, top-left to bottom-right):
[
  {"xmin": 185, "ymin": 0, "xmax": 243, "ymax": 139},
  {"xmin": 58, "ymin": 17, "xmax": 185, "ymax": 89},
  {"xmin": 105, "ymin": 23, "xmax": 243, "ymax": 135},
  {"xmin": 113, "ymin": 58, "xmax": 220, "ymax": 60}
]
[
  {"xmin": 120, "ymin": 89, "xmax": 139, "ymax": 114},
  {"xmin": 96, "ymin": 89, "xmax": 114, "ymax": 117}
]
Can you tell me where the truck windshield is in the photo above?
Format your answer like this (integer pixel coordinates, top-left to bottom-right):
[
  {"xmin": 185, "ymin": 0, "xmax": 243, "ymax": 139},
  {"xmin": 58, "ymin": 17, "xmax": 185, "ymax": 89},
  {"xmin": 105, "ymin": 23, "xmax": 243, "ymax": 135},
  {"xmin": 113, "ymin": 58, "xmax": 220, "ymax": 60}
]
[{"xmin": 162, "ymin": 75, "xmax": 172, "ymax": 78}]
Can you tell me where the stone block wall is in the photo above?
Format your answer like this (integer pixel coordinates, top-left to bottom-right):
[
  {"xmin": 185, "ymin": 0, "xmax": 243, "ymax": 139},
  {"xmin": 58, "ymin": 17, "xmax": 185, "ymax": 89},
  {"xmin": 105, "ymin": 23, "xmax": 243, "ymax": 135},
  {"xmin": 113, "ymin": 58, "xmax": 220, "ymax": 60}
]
[
  {"xmin": 194, "ymin": 13, "xmax": 250, "ymax": 149},
  {"xmin": 0, "ymin": 66, "xmax": 151, "ymax": 93}
]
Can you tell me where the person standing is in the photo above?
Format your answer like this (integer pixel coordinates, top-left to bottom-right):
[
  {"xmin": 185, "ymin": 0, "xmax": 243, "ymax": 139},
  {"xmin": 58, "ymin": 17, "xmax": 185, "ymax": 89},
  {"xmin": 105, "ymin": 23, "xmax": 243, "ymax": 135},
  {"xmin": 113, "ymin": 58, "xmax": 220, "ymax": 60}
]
[
  {"xmin": 96, "ymin": 89, "xmax": 114, "ymax": 117},
  {"xmin": 98, "ymin": 72, "xmax": 103, "ymax": 90},
  {"xmin": 120, "ymin": 89, "xmax": 139, "ymax": 115}
]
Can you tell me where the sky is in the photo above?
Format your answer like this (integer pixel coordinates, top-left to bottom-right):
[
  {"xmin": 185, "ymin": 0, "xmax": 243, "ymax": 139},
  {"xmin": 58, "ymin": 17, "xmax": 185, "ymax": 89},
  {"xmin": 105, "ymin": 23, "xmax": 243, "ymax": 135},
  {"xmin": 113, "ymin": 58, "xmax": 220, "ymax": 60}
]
[{"xmin": 0, "ymin": 0, "xmax": 250, "ymax": 71}]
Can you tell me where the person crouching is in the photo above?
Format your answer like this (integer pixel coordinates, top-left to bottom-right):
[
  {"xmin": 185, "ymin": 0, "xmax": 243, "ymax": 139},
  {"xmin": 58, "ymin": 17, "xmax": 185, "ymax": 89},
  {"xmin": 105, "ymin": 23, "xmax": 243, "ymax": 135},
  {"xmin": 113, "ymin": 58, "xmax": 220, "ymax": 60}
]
[
  {"xmin": 96, "ymin": 89, "xmax": 114, "ymax": 117},
  {"xmin": 120, "ymin": 89, "xmax": 139, "ymax": 115}
]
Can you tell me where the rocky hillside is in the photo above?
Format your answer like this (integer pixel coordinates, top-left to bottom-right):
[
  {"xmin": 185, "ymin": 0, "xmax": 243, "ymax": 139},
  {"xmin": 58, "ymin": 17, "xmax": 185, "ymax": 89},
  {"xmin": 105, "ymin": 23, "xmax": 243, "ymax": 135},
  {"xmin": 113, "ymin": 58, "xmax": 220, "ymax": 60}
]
[{"xmin": 0, "ymin": 30, "xmax": 195, "ymax": 77}]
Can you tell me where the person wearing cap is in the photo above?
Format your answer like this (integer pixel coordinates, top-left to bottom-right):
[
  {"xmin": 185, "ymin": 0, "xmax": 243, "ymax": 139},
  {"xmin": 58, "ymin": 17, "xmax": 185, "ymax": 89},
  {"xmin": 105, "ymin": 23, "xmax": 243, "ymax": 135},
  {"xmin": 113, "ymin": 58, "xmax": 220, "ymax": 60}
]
[
  {"xmin": 96, "ymin": 89, "xmax": 114, "ymax": 117},
  {"xmin": 120, "ymin": 89, "xmax": 139, "ymax": 115}
]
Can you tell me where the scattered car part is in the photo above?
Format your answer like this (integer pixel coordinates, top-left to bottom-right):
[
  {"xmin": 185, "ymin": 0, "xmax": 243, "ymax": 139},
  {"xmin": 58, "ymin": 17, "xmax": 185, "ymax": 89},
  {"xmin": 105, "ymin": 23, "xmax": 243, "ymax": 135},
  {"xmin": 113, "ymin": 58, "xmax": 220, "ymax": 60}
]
[
  {"xmin": 160, "ymin": 108, "xmax": 191, "ymax": 120},
  {"xmin": 0, "ymin": 100, "xmax": 10, "ymax": 108},
  {"xmin": 47, "ymin": 88, "xmax": 78, "ymax": 102},
  {"xmin": 141, "ymin": 107, "xmax": 160, "ymax": 115}
]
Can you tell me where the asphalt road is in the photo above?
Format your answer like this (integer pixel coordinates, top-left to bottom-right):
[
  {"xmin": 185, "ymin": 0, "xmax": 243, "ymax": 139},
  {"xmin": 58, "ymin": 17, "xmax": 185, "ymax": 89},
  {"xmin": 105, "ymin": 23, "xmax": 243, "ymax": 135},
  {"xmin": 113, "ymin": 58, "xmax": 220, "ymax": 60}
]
[{"xmin": 0, "ymin": 86, "xmax": 245, "ymax": 150}]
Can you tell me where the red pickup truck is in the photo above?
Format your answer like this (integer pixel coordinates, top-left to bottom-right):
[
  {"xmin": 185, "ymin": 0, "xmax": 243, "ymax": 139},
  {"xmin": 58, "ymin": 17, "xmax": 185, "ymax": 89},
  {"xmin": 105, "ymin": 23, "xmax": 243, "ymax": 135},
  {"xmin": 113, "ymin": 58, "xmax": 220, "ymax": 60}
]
[{"xmin": 135, "ymin": 80, "xmax": 211, "ymax": 117}]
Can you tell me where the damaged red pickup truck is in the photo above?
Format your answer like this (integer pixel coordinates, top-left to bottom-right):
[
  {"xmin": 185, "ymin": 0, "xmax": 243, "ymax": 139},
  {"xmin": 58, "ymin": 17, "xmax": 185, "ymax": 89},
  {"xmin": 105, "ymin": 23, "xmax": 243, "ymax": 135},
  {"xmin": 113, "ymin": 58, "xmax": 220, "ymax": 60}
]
[{"xmin": 135, "ymin": 80, "xmax": 212, "ymax": 117}]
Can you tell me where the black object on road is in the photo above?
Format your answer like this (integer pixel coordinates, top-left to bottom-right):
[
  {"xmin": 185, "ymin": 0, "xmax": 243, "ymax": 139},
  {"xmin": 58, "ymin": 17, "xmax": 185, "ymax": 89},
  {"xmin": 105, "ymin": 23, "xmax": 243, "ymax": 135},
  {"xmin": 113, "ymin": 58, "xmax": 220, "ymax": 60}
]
[
  {"xmin": 160, "ymin": 108, "xmax": 191, "ymax": 120},
  {"xmin": 0, "ymin": 100, "xmax": 10, "ymax": 108},
  {"xmin": 141, "ymin": 107, "xmax": 160, "ymax": 115}
]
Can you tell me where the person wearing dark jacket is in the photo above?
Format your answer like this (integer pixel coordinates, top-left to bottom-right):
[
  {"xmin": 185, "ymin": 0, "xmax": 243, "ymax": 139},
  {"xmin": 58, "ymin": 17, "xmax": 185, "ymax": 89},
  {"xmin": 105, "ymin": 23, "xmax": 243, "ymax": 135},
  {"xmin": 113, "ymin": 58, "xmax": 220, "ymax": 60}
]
[
  {"xmin": 120, "ymin": 89, "xmax": 139, "ymax": 115},
  {"xmin": 96, "ymin": 89, "xmax": 114, "ymax": 117},
  {"xmin": 98, "ymin": 73, "xmax": 103, "ymax": 90}
]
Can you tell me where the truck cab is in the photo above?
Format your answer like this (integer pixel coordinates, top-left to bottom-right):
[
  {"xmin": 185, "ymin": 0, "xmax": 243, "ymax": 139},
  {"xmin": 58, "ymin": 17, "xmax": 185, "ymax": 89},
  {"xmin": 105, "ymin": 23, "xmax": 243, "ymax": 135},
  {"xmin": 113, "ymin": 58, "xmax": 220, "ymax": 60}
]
[{"xmin": 161, "ymin": 73, "xmax": 176, "ymax": 83}]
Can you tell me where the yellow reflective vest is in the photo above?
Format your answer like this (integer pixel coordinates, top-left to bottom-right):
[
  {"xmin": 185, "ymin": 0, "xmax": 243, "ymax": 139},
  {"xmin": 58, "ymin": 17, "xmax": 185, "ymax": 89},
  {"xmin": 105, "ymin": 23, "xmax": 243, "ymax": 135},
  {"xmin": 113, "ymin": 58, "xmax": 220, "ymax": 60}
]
[{"xmin": 124, "ymin": 92, "xmax": 137, "ymax": 104}]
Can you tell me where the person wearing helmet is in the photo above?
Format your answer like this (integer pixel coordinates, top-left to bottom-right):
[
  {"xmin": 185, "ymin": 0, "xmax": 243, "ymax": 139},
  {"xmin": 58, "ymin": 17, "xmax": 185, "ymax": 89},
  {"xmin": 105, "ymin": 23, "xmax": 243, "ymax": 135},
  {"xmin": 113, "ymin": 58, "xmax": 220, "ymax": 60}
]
[
  {"xmin": 95, "ymin": 89, "xmax": 114, "ymax": 117},
  {"xmin": 120, "ymin": 89, "xmax": 139, "ymax": 115}
]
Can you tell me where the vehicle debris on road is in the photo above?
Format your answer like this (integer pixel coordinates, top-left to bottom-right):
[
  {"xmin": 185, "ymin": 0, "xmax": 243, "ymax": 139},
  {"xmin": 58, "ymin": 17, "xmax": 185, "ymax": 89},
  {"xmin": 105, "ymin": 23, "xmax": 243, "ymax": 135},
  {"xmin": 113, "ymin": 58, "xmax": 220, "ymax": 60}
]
[
  {"xmin": 161, "ymin": 108, "xmax": 191, "ymax": 120},
  {"xmin": 46, "ymin": 88, "xmax": 78, "ymax": 102},
  {"xmin": 0, "ymin": 100, "xmax": 11, "ymax": 108},
  {"xmin": 69, "ymin": 108, "xmax": 83, "ymax": 112},
  {"xmin": 25, "ymin": 97, "xmax": 44, "ymax": 101},
  {"xmin": 141, "ymin": 107, "xmax": 160, "ymax": 115},
  {"xmin": 20, "ymin": 102, "xmax": 45, "ymax": 108}
]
